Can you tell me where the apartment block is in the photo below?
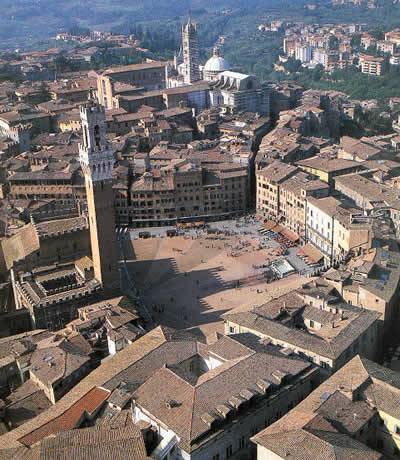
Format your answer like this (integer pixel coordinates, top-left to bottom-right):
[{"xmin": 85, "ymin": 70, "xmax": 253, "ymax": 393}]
[
  {"xmin": 256, "ymin": 161, "xmax": 297, "ymax": 219},
  {"xmin": 359, "ymin": 54, "xmax": 385, "ymax": 76},
  {"xmin": 306, "ymin": 196, "xmax": 372, "ymax": 263},
  {"xmin": 256, "ymin": 161, "xmax": 329, "ymax": 239}
]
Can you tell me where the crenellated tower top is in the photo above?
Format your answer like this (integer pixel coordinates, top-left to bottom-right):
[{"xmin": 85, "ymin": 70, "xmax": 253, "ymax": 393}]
[{"xmin": 79, "ymin": 101, "xmax": 114, "ymax": 182}]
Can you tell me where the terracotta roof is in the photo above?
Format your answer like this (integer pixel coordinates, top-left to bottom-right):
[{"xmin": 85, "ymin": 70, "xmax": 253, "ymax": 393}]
[
  {"xmin": 18, "ymin": 386, "xmax": 110, "ymax": 446},
  {"xmin": 251, "ymin": 356, "xmax": 398, "ymax": 459},
  {"xmin": 252, "ymin": 428, "xmax": 381, "ymax": 459},
  {"xmin": 29, "ymin": 340, "xmax": 90, "ymax": 387},
  {"xmin": 4, "ymin": 380, "xmax": 52, "ymax": 429},
  {"xmin": 298, "ymin": 243, "xmax": 324, "ymax": 264},
  {"xmin": 39, "ymin": 425, "xmax": 150, "ymax": 460},
  {"xmin": 162, "ymin": 82, "xmax": 210, "ymax": 95},
  {"xmin": 297, "ymin": 156, "xmax": 362, "ymax": 173},
  {"xmin": 103, "ymin": 61, "xmax": 167, "ymax": 75},
  {"xmin": 35, "ymin": 216, "xmax": 88, "ymax": 237},
  {"xmin": 257, "ymin": 160, "xmax": 297, "ymax": 182},
  {"xmin": 132, "ymin": 334, "xmax": 312, "ymax": 451},
  {"xmin": 1, "ymin": 223, "xmax": 39, "ymax": 270},
  {"xmin": 223, "ymin": 296, "xmax": 379, "ymax": 360},
  {"xmin": 75, "ymin": 256, "xmax": 93, "ymax": 272},
  {"xmin": 0, "ymin": 327, "xmax": 167, "ymax": 449}
]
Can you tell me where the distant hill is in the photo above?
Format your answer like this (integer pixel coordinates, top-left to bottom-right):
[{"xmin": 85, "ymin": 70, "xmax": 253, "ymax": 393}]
[
  {"xmin": 1, "ymin": 0, "xmax": 399, "ymax": 50},
  {"xmin": 0, "ymin": 0, "xmax": 306, "ymax": 48}
]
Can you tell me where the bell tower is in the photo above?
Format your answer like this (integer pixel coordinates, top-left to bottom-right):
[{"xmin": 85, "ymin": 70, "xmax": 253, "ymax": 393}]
[
  {"xmin": 182, "ymin": 19, "xmax": 200, "ymax": 84},
  {"xmin": 79, "ymin": 101, "xmax": 120, "ymax": 292}
]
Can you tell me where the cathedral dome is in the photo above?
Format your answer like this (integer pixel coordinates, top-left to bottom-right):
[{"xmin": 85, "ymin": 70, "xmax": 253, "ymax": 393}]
[
  {"xmin": 204, "ymin": 55, "xmax": 231, "ymax": 73},
  {"xmin": 203, "ymin": 47, "xmax": 231, "ymax": 82}
]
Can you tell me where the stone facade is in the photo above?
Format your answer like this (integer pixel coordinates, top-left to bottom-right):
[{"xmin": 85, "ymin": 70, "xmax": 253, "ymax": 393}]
[
  {"xmin": 79, "ymin": 102, "xmax": 120, "ymax": 293},
  {"xmin": 116, "ymin": 160, "xmax": 248, "ymax": 227},
  {"xmin": 97, "ymin": 61, "xmax": 167, "ymax": 109},
  {"xmin": 256, "ymin": 161, "xmax": 329, "ymax": 240},
  {"xmin": 306, "ymin": 196, "xmax": 373, "ymax": 264}
]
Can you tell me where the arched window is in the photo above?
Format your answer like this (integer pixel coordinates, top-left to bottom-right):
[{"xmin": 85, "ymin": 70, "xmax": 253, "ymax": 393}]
[{"xmin": 94, "ymin": 125, "xmax": 101, "ymax": 149}]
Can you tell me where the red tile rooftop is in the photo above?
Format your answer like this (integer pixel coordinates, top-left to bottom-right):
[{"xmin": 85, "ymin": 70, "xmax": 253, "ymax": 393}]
[{"xmin": 19, "ymin": 386, "xmax": 110, "ymax": 447}]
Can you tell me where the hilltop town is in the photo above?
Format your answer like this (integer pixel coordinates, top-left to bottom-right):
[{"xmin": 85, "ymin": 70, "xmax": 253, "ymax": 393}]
[{"xmin": 0, "ymin": 14, "xmax": 399, "ymax": 460}]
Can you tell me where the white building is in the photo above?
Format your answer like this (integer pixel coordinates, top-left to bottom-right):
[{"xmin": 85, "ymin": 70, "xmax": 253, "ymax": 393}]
[
  {"xmin": 210, "ymin": 71, "xmax": 270, "ymax": 115},
  {"xmin": 390, "ymin": 54, "xmax": 400, "ymax": 65},
  {"xmin": 306, "ymin": 196, "xmax": 337, "ymax": 260},
  {"xmin": 312, "ymin": 48, "xmax": 328, "ymax": 67},
  {"xmin": 295, "ymin": 44, "xmax": 313, "ymax": 63}
]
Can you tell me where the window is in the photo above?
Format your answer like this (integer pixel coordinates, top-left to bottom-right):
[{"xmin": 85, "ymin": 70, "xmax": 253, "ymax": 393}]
[
  {"xmin": 83, "ymin": 126, "xmax": 89, "ymax": 147},
  {"xmin": 229, "ymin": 326, "xmax": 235, "ymax": 334},
  {"xmin": 94, "ymin": 125, "xmax": 101, "ymax": 149},
  {"xmin": 226, "ymin": 445, "xmax": 233, "ymax": 458},
  {"xmin": 239, "ymin": 436, "xmax": 245, "ymax": 449},
  {"xmin": 309, "ymin": 320, "xmax": 315, "ymax": 329},
  {"xmin": 212, "ymin": 455, "xmax": 220, "ymax": 460}
]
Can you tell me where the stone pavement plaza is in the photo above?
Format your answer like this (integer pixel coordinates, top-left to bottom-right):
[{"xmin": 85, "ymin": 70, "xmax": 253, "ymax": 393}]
[{"xmin": 122, "ymin": 231, "xmax": 308, "ymax": 337}]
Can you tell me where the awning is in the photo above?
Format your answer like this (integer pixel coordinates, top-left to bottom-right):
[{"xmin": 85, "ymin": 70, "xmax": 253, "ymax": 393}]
[
  {"xmin": 280, "ymin": 228, "xmax": 299, "ymax": 242},
  {"xmin": 273, "ymin": 224, "xmax": 284, "ymax": 233},
  {"xmin": 263, "ymin": 220, "xmax": 278, "ymax": 231},
  {"xmin": 298, "ymin": 243, "xmax": 324, "ymax": 264}
]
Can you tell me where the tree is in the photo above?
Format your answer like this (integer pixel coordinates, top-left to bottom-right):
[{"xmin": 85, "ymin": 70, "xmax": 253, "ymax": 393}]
[
  {"xmin": 284, "ymin": 57, "xmax": 302, "ymax": 73},
  {"xmin": 369, "ymin": 28, "xmax": 384, "ymax": 40},
  {"xmin": 311, "ymin": 64, "xmax": 324, "ymax": 81},
  {"xmin": 328, "ymin": 35, "xmax": 339, "ymax": 51},
  {"xmin": 350, "ymin": 34, "xmax": 361, "ymax": 50}
]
